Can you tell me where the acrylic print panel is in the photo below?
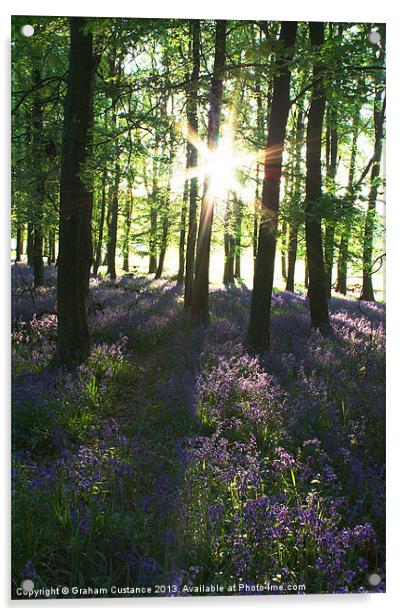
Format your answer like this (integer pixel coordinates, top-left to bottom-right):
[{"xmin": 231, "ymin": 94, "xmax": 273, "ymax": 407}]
[{"xmin": 11, "ymin": 15, "xmax": 385, "ymax": 599}]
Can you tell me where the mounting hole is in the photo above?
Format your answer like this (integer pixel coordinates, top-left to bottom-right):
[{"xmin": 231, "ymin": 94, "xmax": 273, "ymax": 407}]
[
  {"xmin": 367, "ymin": 572, "xmax": 381, "ymax": 586},
  {"xmin": 21, "ymin": 579, "xmax": 34, "ymax": 592},
  {"xmin": 21, "ymin": 24, "xmax": 34, "ymax": 38},
  {"xmin": 368, "ymin": 31, "xmax": 381, "ymax": 45}
]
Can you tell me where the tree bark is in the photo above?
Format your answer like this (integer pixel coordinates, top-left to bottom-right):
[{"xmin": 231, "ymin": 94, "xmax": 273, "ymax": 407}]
[
  {"xmin": 223, "ymin": 196, "xmax": 235, "ymax": 285},
  {"xmin": 252, "ymin": 70, "xmax": 265, "ymax": 269},
  {"xmin": 336, "ymin": 118, "xmax": 358, "ymax": 294},
  {"xmin": 48, "ymin": 229, "xmax": 55, "ymax": 264},
  {"xmin": 286, "ymin": 226, "xmax": 297, "ymax": 292},
  {"xmin": 148, "ymin": 151, "xmax": 158, "ymax": 274},
  {"xmin": 304, "ymin": 255, "xmax": 309, "ymax": 290},
  {"xmin": 56, "ymin": 17, "xmax": 96, "ymax": 366},
  {"xmin": 184, "ymin": 20, "xmax": 200, "ymax": 307},
  {"xmin": 155, "ymin": 214, "xmax": 169, "ymax": 279},
  {"xmin": 247, "ymin": 21, "xmax": 297, "ymax": 348},
  {"xmin": 361, "ymin": 42, "xmax": 385, "ymax": 301},
  {"xmin": 123, "ymin": 188, "xmax": 133, "ymax": 272},
  {"xmin": 323, "ymin": 109, "xmax": 338, "ymax": 297},
  {"xmin": 32, "ymin": 68, "xmax": 44, "ymax": 288},
  {"xmin": 155, "ymin": 114, "xmax": 175, "ymax": 280},
  {"xmin": 234, "ymin": 198, "xmax": 242, "ymax": 279},
  {"xmin": 27, "ymin": 222, "xmax": 34, "ymax": 266},
  {"xmin": 281, "ymin": 222, "xmax": 287, "ymax": 282},
  {"xmin": 15, "ymin": 226, "xmax": 23, "ymax": 262},
  {"xmin": 253, "ymin": 163, "xmax": 261, "ymax": 264},
  {"xmin": 107, "ymin": 165, "xmax": 119, "ymax": 280},
  {"xmin": 189, "ymin": 20, "xmax": 227, "ymax": 324},
  {"xmin": 305, "ymin": 22, "xmax": 330, "ymax": 330},
  {"xmin": 286, "ymin": 103, "xmax": 305, "ymax": 293},
  {"xmin": 107, "ymin": 97, "xmax": 120, "ymax": 281},
  {"xmin": 93, "ymin": 169, "xmax": 107, "ymax": 276},
  {"xmin": 177, "ymin": 142, "xmax": 190, "ymax": 284}
]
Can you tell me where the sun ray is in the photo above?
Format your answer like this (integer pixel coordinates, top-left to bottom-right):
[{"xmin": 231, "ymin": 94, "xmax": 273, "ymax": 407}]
[{"xmin": 171, "ymin": 104, "xmax": 291, "ymax": 212}]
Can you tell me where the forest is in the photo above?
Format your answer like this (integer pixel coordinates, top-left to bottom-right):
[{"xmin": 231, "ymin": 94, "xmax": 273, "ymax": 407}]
[{"xmin": 11, "ymin": 16, "xmax": 385, "ymax": 597}]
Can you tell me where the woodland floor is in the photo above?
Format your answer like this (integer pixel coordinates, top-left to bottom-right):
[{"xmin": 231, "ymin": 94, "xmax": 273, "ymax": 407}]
[{"xmin": 11, "ymin": 265, "xmax": 386, "ymax": 596}]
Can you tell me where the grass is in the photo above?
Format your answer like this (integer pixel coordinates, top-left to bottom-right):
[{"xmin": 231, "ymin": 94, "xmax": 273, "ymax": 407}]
[{"xmin": 11, "ymin": 265, "xmax": 385, "ymax": 596}]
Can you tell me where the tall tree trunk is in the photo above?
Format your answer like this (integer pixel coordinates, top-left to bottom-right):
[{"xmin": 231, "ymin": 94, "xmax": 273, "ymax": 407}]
[
  {"xmin": 286, "ymin": 227, "xmax": 297, "ymax": 292},
  {"xmin": 106, "ymin": 80, "xmax": 120, "ymax": 281},
  {"xmin": 155, "ymin": 113, "xmax": 175, "ymax": 280},
  {"xmin": 80, "ymin": 104, "xmax": 95, "ymax": 294},
  {"xmin": 107, "ymin": 162, "xmax": 119, "ymax": 280},
  {"xmin": 148, "ymin": 210, "xmax": 158, "ymax": 273},
  {"xmin": 184, "ymin": 20, "xmax": 200, "ymax": 306},
  {"xmin": 336, "ymin": 118, "xmax": 358, "ymax": 294},
  {"xmin": 123, "ymin": 189, "xmax": 133, "ymax": 272},
  {"xmin": 234, "ymin": 198, "xmax": 242, "ymax": 279},
  {"xmin": 189, "ymin": 20, "xmax": 227, "ymax": 324},
  {"xmin": 33, "ymin": 226, "xmax": 44, "ymax": 286},
  {"xmin": 235, "ymin": 241, "xmax": 241, "ymax": 279},
  {"xmin": 281, "ymin": 222, "xmax": 287, "ymax": 282},
  {"xmin": 32, "ymin": 68, "xmax": 44, "ymax": 288},
  {"xmin": 361, "ymin": 102, "xmax": 385, "ymax": 301},
  {"xmin": 177, "ymin": 142, "xmax": 190, "ymax": 284},
  {"xmin": 48, "ymin": 229, "xmax": 55, "ymax": 264},
  {"xmin": 247, "ymin": 21, "xmax": 297, "ymax": 348},
  {"xmin": 304, "ymin": 255, "xmax": 309, "ymax": 289},
  {"xmin": 305, "ymin": 22, "xmax": 330, "ymax": 330},
  {"xmin": 148, "ymin": 152, "xmax": 158, "ymax": 274},
  {"xmin": 93, "ymin": 169, "xmax": 107, "ymax": 276},
  {"xmin": 323, "ymin": 109, "xmax": 338, "ymax": 297},
  {"xmin": 223, "ymin": 235, "xmax": 235, "ymax": 285},
  {"xmin": 15, "ymin": 226, "xmax": 23, "ymax": 262},
  {"xmin": 56, "ymin": 17, "xmax": 96, "ymax": 366},
  {"xmin": 155, "ymin": 214, "xmax": 169, "ymax": 279},
  {"xmin": 253, "ymin": 70, "xmax": 265, "ymax": 268},
  {"xmin": 286, "ymin": 103, "xmax": 305, "ymax": 293},
  {"xmin": 223, "ymin": 197, "xmax": 235, "ymax": 285},
  {"xmin": 253, "ymin": 163, "xmax": 261, "ymax": 263},
  {"xmin": 361, "ymin": 41, "xmax": 385, "ymax": 301},
  {"xmin": 43, "ymin": 234, "xmax": 49, "ymax": 261},
  {"xmin": 27, "ymin": 222, "xmax": 34, "ymax": 266},
  {"xmin": 106, "ymin": 52, "xmax": 121, "ymax": 281}
]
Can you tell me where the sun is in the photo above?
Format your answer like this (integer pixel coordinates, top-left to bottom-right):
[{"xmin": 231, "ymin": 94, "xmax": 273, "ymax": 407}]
[
  {"xmin": 206, "ymin": 134, "xmax": 239, "ymax": 201},
  {"xmin": 174, "ymin": 121, "xmax": 258, "ymax": 207}
]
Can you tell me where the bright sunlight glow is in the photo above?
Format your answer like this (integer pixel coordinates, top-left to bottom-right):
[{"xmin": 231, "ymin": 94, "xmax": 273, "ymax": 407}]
[
  {"xmin": 206, "ymin": 134, "xmax": 239, "ymax": 201},
  {"xmin": 173, "ymin": 119, "xmax": 260, "ymax": 214}
]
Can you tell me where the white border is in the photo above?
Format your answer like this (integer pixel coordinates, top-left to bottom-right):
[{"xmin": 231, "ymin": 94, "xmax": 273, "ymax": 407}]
[{"xmin": 2, "ymin": 1, "xmax": 401, "ymax": 614}]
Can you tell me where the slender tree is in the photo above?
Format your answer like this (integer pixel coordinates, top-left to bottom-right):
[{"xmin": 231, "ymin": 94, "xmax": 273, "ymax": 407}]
[
  {"xmin": 56, "ymin": 17, "xmax": 97, "ymax": 366},
  {"xmin": 106, "ymin": 54, "xmax": 122, "ymax": 281},
  {"xmin": 15, "ymin": 226, "xmax": 23, "ymax": 263},
  {"xmin": 361, "ymin": 37, "xmax": 385, "ymax": 301},
  {"xmin": 123, "ymin": 188, "xmax": 133, "ymax": 272},
  {"xmin": 304, "ymin": 22, "xmax": 330, "ymax": 330},
  {"xmin": 336, "ymin": 116, "xmax": 358, "ymax": 294},
  {"xmin": 247, "ymin": 21, "xmax": 298, "ymax": 348},
  {"xmin": 234, "ymin": 197, "xmax": 242, "ymax": 279},
  {"xmin": 93, "ymin": 168, "xmax": 107, "ymax": 276},
  {"xmin": 27, "ymin": 223, "xmax": 34, "ymax": 266},
  {"xmin": 184, "ymin": 20, "xmax": 201, "ymax": 306},
  {"xmin": 189, "ymin": 20, "xmax": 227, "ymax": 323},
  {"xmin": 107, "ymin": 161, "xmax": 120, "ymax": 280},
  {"xmin": 155, "ymin": 109, "xmax": 175, "ymax": 279},
  {"xmin": 31, "ymin": 68, "xmax": 45, "ymax": 287},
  {"xmin": 148, "ymin": 147, "xmax": 159, "ymax": 274},
  {"xmin": 323, "ymin": 107, "xmax": 338, "ymax": 297},
  {"xmin": 286, "ymin": 104, "xmax": 305, "ymax": 292},
  {"xmin": 177, "ymin": 142, "xmax": 190, "ymax": 284},
  {"xmin": 223, "ymin": 196, "xmax": 235, "ymax": 285}
]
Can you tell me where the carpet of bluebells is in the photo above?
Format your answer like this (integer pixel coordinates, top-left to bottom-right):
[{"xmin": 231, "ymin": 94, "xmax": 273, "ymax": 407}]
[{"xmin": 11, "ymin": 264, "xmax": 385, "ymax": 596}]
